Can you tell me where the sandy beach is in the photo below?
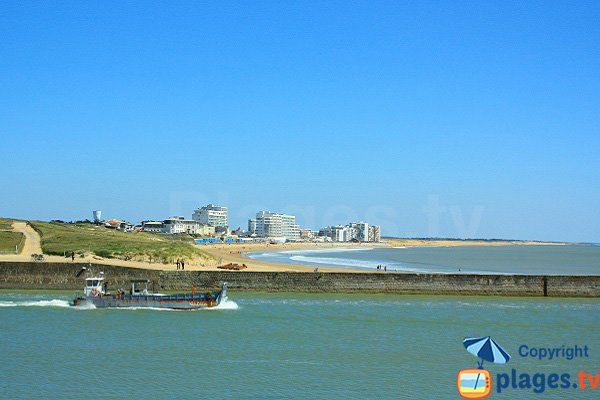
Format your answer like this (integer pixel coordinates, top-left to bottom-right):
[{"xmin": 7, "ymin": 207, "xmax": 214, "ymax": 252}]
[
  {"xmin": 194, "ymin": 242, "xmax": 379, "ymax": 272},
  {"xmin": 192, "ymin": 238, "xmax": 567, "ymax": 273},
  {"xmin": 0, "ymin": 221, "xmax": 566, "ymax": 272}
]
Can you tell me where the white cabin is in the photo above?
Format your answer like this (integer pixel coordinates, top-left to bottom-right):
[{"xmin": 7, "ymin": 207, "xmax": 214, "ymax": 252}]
[
  {"xmin": 130, "ymin": 279, "xmax": 150, "ymax": 296},
  {"xmin": 84, "ymin": 274, "xmax": 105, "ymax": 296}
]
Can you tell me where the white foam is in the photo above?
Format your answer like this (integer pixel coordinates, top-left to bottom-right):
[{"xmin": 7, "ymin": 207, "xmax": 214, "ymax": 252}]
[
  {"xmin": 247, "ymin": 248, "xmax": 374, "ymax": 260},
  {"xmin": 0, "ymin": 299, "xmax": 71, "ymax": 308},
  {"xmin": 206, "ymin": 298, "xmax": 239, "ymax": 310},
  {"xmin": 73, "ymin": 302, "xmax": 97, "ymax": 310},
  {"xmin": 288, "ymin": 255, "xmax": 423, "ymax": 272},
  {"xmin": 278, "ymin": 247, "xmax": 373, "ymax": 255}
]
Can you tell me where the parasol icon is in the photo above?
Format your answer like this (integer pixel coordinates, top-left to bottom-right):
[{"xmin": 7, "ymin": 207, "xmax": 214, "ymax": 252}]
[
  {"xmin": 463, "ymin": 336, "xmax": 511, "ymax": 366},
  {"xmin": 462, "ymin": 336, "xmax": 511, "ymax": 391}
]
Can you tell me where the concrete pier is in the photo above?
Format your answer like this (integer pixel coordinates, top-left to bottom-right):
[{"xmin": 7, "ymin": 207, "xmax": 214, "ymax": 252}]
[{"xmin": 0, "ymin": 262, "xmax": 598, "ymax": 297}]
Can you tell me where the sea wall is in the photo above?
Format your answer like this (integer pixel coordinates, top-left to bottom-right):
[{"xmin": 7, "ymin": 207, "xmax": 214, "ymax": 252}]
[{"xmin": 0, "ymin": 262, "xmax": 598, "ymax": 297}]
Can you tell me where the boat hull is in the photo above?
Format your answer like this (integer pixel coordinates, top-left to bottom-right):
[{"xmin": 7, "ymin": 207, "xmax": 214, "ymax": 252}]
[{"xmin": 72, "ymin": 288, "xmax": 227, "ymax": 310}]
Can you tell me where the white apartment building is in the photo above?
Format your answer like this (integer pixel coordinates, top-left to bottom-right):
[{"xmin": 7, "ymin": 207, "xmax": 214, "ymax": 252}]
[
  {"xmin": 319, "ymin": 225, "xmax": 352, "ymax": 242},
  {"xmin": 369, "ymin": 225, "xmax": 381, "ymax": 242},
  {"xmin": 248, "ymin": 211, "xmax": 300, "ymax": 240},
  {"xmin": 319, "ymin": 222, "xmax": 381, "ymax": 242},
  {"xmin": 192, "ymin": 204, "xmax": 228, "ymax": 227},
  {"xmin": 349, "ymin": 222, "xmax": 369, "ymax": 242}
]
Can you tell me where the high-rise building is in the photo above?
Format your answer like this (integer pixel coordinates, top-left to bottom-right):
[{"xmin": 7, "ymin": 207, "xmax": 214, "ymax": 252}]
[
  {"xmin": 368, "ymin": 225, "xmax": 381, "ymax": 242},
  {"xmin": 248, "ymin": 211, "xmax": 300, "ymax": 239},
  {"xmin": 349, "ymin": 222, "xmax": 369, "ymax": 241},
  {"xmin": 319, "ymin": 222, "xmax": 381, "ymax": 242},
  {"xmin": 192, "ymin": 204, "xmax": 228, "ymax": 227}
]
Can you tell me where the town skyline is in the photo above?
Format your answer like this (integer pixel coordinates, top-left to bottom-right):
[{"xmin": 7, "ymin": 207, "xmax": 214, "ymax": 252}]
[{"xmin": 55, "ymin": 205, "xmax": 382, "ymax": 243}]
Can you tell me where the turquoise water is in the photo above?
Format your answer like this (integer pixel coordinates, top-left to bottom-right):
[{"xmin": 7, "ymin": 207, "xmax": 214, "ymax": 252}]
[
  {"xmin": 247, "ymin": 244, "xmax": 600, "ymax": 274},
  {"xmin": 1, "ymin": 291, "xmax": 599, "ymax": 399}
]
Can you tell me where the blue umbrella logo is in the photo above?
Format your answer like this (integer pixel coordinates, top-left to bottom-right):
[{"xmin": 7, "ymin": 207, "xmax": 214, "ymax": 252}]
[
  {"xmin": 461, "ymin": 336, "xmax": 511, "ymax": 393},
  {"xmin": 463, "ymin": 336, "xmax": 511, "ymax": 367}
]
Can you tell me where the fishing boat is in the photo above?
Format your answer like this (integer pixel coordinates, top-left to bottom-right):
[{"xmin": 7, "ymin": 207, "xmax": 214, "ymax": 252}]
[{"xmin": 71, "ymin": 270, "xmax": 228, "ymax": 310}]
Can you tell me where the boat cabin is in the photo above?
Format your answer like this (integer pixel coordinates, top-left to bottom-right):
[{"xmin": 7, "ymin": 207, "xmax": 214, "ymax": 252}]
[
  {"xmin": 130, "ymin": 279, "xmax": 150, "ymax": 296},
  {"xmin": 84, "ymin": 274, "xmax": 105, "ymax": 296}
]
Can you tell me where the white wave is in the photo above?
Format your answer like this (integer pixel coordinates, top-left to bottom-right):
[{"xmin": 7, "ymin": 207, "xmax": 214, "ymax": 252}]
[
  {"xmin": 278, "ymin": 247, "xmax": 373, "ymax": 255},
  {"xmin": 207, "ymin": 298, "xmax": 239, "ymax": 310},
  {"xmin": 73, "ymin": 302, "xmax": 96, "ymax": 310},
  {"xmin": 244, "ymin": 251, "xmax": 284, "ymax": 259},
  {"xmin": 0, "ymin": 299, "xmax": 71, "ymax": 308},
  {"xmin": 288, "ymin": 255, "xmax": 424, "ymax": 272},
  {"xmin": 246, "ymin": 248, "xmax": 374, "ymax": 261}
]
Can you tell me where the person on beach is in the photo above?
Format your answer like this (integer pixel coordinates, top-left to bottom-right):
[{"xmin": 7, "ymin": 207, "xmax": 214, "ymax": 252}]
[
  {"xmin": 181, "ymin": 258, "xmax": 185, "ymax": 270},
  {"xmin": 71, "ymin": 251, "xmax": 75, "ymax": 262},
  {"xmin": 176, "ymin": 258, "xmax": 180, "ymax": 270}
]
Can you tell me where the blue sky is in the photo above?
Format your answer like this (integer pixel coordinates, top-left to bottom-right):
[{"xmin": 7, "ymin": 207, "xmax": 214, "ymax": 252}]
[{"xmin": 1, "ymin": 1, "xmax": 599, "ymax": 242}]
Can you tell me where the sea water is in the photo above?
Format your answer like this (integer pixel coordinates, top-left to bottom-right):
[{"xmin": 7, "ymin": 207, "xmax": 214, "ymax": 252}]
[
  {"xmin": 247, "ymin": 244, "xmax": 600, "ymax": 274},
  {"xmin": 0, "ymin": 291, "xmax": 598, "ymax": 399}
]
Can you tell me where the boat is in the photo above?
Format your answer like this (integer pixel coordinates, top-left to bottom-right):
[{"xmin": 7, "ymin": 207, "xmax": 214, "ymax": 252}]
[{"xmin": 71, "ymin": 270, "xmax": 228, "ymax": 310}]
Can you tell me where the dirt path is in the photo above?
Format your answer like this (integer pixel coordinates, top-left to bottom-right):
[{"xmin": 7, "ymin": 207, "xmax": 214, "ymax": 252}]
[
  {"xmin": 14, "ymin": 222, "xmax": 42, "ymax": 255},
  {"xmin": 0, "ymin": 222, "xmax": 43, "ymax": 261}
]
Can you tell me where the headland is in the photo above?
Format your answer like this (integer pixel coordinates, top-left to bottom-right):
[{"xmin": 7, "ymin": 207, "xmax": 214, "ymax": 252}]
[{"xmin": 1, "ymin": 217, "xmax": 596, "ymax": 297}]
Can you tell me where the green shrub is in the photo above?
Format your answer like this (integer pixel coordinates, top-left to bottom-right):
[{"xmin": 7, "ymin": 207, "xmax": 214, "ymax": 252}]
[{"xmin": 30, "ymin": 220, "xmax": 211, "ymax": 262}]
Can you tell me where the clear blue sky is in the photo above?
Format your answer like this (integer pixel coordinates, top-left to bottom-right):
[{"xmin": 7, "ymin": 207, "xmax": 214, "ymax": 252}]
[{"xmin": 1, "ymin": 1, "xmax": 599, "ymax": 242}]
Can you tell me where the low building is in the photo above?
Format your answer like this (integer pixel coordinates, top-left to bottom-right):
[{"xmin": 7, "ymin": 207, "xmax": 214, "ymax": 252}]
[
  {"xmin": 299, "ymin": 229, "xmax": 318, "ymax": 240},
  {"xmin": 196, "ymin": 225, "xmax": 216, "ymax": 236},
  {"xmin": 141, "ymin": 221, "xmax": 164, "ymax": 233},
  {"xmin": 162, "ymin": 216, "xmax": 200, "ymax": 234},
  {"xmin": 142, "ymin": 217, "xmax": 214, "ymax": 235},
  {"xmin": 215, "ymin": 226, "xmax": 230, "ymax": 235},
  {"xmin": 105, "ymin": 219, "xmax": 134, "ymax": 232}
]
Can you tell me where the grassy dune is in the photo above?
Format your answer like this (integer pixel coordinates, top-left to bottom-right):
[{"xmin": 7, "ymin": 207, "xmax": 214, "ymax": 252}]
[
  {"xmin": 0, "ymin": 218, "xmax": 16, "ymax": 230},
  {"xmin": 0, "ymin": 231, "xmax": 24, "ymax": 253},
  {"xmin": 30, "ymin": 221, "xmax": 211, "ymax": 263},
  {"xmin": 0, "ymin": 218, "xmax": 23, "ymax": 253}
]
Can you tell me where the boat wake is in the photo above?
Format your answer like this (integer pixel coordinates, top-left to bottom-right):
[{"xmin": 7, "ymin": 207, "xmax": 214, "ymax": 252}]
[
  {"xmin": 72, "ymin": 302, "xmax": 97, "ymax": 310},
  {"xmin": 0, "ymin": 299, "xmax": 71, "ymax": 308},
  {"xmin": 207, "ymin": 298, "xmax": 239, "ymax": 310}
]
